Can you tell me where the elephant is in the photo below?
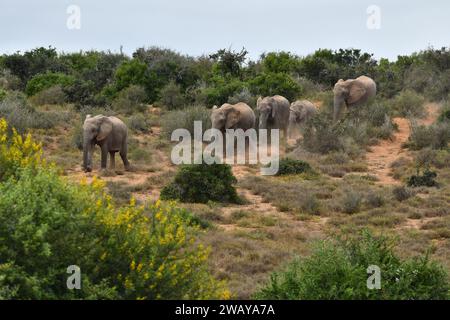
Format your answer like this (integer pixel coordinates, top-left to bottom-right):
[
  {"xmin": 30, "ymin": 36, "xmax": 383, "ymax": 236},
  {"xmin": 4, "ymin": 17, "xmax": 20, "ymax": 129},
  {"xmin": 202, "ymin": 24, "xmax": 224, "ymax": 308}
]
[
  {"xmin": 333, "ymin": 75, "xmax": 377, "ymax": 122},
  {"xmin": 211, "ymin": 102, "xmax": 256, "ymax": 131},
  {"xmin": 288, "ymin": 100, "xmax": 317, "ymax": 138},
  {"xmin": 257, "ymin": 95, "xmax": 290, "ymax": 144},
  {"xmin": 82, "ymin": 114, "xmax": 130, "ymax": 172}
]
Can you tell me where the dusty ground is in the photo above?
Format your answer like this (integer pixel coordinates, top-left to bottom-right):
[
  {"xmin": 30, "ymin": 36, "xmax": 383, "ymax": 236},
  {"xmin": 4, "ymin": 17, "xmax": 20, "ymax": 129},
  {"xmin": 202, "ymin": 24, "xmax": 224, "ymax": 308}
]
[{"xmin": 365, "ymin": 103, "xmax": 440, "ymax": 185}]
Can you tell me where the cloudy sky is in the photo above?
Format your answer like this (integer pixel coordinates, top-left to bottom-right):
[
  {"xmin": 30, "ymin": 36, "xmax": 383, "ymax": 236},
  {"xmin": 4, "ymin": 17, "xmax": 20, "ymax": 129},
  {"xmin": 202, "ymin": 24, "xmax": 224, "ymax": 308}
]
[{"xmin": 0, "ymin": 0, "xmax": 449, "ymax": 60}]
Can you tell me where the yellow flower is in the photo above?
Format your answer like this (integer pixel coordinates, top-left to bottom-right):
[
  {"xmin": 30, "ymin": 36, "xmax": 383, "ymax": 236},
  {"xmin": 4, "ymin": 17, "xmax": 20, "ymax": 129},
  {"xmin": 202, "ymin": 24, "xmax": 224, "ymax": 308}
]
[{"xmin": 220, "ymin": 290, "xmax": 232, "ymax": 300}]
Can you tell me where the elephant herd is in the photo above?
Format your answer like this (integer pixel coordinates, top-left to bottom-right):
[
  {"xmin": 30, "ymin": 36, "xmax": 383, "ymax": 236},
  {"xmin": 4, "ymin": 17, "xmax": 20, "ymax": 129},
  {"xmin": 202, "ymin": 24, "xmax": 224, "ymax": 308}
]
[{"xmin": 82, "ymin": 75, "xmax": 376, "ymax": 172}]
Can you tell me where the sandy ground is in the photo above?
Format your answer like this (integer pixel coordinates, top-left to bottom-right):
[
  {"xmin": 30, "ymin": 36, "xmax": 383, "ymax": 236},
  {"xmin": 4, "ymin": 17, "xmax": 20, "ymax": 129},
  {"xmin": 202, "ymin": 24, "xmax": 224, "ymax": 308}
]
[{"xmin": 365, "ymin": 103, "xmax": 440, "ymax": 185}]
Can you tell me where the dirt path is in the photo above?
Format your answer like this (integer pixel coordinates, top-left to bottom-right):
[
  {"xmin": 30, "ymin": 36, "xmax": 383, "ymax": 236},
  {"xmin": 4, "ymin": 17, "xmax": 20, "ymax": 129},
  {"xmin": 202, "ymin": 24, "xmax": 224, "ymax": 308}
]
[{"xmin": 365, "ymin": 103, "xmax": 440, "ymax": 185}]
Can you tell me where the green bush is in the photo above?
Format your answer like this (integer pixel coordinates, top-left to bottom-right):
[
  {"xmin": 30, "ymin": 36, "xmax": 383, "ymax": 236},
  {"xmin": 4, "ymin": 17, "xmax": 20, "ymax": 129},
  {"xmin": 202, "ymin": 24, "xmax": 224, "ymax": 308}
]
[
  {"xmin": 161, "ymin": 105, "xmax": 211, "ymax": 139},
  {"xmin": 0, "ymin": 93, "xmax": 67, "ymax": 133},
  {"xmin": 159, "ymin": 81, "xmax": 186, "ymax": 110},
  {"xmin": 392, "ymin": 186, "xmax": 415, "ymax": 202},
  {"xmin": 438, "ymin": 108, "xmax": 450, "ymax": 122},
  {"xmin": 196, "ymin": 77, "xmax": 245, "ymax": 106},
  {"xmin": 30, "ymin": 85, "xmax": 67, "ymax": 105},
  {"xmin": 25, "ymin": 72, "xmax": 75, "ymax": 96},
  {"xmin": 249, "ymin": 72, "xmax": 302, "ymax": 101},
  {"xmin": 227, "ymin": 87, "xmax": 256, "ymax": 107},
  {"xmin": 390, "ymin": 90, "xmax": 426, "ymax": 118},
  {"xmin": 114, "ymin": 59, "xmax": 148, "ymax": 93},
  {"xmin": 408, "ymin": 122, "xmax": 450, "ymax": 150},
  {"xmin": 407, "ymin": 169, "xmax": 438, "ymax": 187},
  {"xmin": 366, "ymin": 193, "xmax": 385, "ymax": 208},
  {"xmin": 276, "ymin": 158, "xmax": 313, "ymax": 176},
  {"xmin": 112, "ymin": 85, "xmax": 147, "ymax": 114},
  {"xmin": 341, "ymin": 189, "xmax": 363, "ymax": 214},
  {"xmin": 0, "ymin": 118, "xmax": 228, "ymax": 299},
  {"xmin": 255, "ymin": 231, "xmax": 450, "ymax": 300},
  {"xmin": 127, "ymin": 113, "xmax": 150, "ymax": 133},
  {"xmin": 161, "ymin": 163, "xmax": 240, "ymax": 204},
  {"xmin": 303, "ymin": 112, "xmax": 344, "ymax": 154},
  {"xmin": 0, "ymin": 88, "xmax": 6, "ymax": 101}
]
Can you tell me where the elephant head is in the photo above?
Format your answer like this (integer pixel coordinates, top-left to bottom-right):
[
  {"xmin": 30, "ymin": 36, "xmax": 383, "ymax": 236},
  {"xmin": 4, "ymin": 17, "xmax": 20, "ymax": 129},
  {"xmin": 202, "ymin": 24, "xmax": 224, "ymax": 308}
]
[
  {"xmin": 257, "ymin": 96, "xmax": 276, "ymax": 129},
  {"xmin": 82, "ymin": 115, "xmax": 113, "ymax": 172},
  {"xmin": 211, "ymin": 104, "xmax": 241, "ymax": 131},
  {"xmin": 333, "ymin": 78, "xmax": 370, "ymax": 122}
]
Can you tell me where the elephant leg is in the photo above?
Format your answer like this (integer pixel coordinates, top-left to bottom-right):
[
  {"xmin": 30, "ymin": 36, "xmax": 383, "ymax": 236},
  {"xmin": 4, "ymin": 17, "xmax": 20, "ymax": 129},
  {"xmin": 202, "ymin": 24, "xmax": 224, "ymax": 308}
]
[
  {"xmin": 100, "ymin": 147, "xmax": 108, "ymax": 170},
  {"xmin": 120, "ymin": 143, "xmax": 131, "ymax": 171},
  {"xmin": 109, "ymin": 151, "xmax": 116, "ymax": 170},
  {"xmin": 281, "ymin": 127, "xmax": 288, "ymax": 147}
]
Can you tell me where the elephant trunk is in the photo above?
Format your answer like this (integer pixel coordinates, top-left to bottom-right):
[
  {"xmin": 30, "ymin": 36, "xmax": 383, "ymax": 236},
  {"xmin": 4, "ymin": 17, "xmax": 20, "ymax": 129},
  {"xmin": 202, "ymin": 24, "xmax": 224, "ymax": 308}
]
[
  {"xmin": 333, "ymin": 96, "xmax": 344, "ymax": 122},
  {"xmin": 83, "ymin": 137, "xmax": 93, "ymax": 172},
  {"xmin": 259, "ymin": 114, "xmax": 268, "ymax": 130}
]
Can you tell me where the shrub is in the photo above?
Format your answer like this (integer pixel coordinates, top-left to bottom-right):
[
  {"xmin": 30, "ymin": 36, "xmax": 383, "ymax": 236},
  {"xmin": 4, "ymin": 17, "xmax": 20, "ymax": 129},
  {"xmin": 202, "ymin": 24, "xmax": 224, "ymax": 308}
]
[
  {"xmin": 0, "ymin": 118, "xmax": 43, "ymax": 180},
  {"xmin": 0, "ymin": 68, "xmax": 21, "ymax": 91},
  {"xmin": 227, "ymin": 87, "xmax": 256, "ymax": 107},
  {"xmin": 25, "ymin": 72, "xmax": 75, "ymax": 96},
  {"xmin": 392, "ymin": 186, "xmax": 415, "ymax": 202},
  {"xmin": 196, "ymin": 77, "xmax": 245, "ymax": 106},
  {"xmin": 438, "ymin": 102, "xmax": 450, "ymax": 122},
  {"xmin": 160, "ymin": 163, "xmax": 240, "ymax": 204},
  {"xmin": 303, "ymin": 112, "xmax": 345, "ymax": 154},
  {"xmin": 127, "ymin": 113, "xmax": 150, "ymax": 133},
  {"xmin": 114, "ymin": 59, "xmax": 148, "ymax": 93},
  {"xmin": 301, "ymin": 194, "xmax": 322, "ymax": 215},
  {"xmin": 366, "ymin": 193, "xmax": 385, "ymax": 208},
  {"xmin": 390, "ymin": 90, "xmax": 426, "ymax": 118},
  {"xmin": 0, "ymin": 119, "xmax": 228, "ymax": 299},
  {"xmin": 161, "ymin": 105, "xmax": 211, "ymax": 139},
  {"xmin": 112, "ymin": 85, "xmax": 147, "ymax": 114},
  {"xmin": 30, "ymin": 85, "xmax": 67, "ymax": 105},
  {"xmin": 276, "ymin": 158, "xmax": 313, "ymax": 176},
  {"xmin": 255, "ymin": 231, "xmax": 450, "ymax": 299},
  {"xmin": 408, "ymin": 122, "xmax": 450, "ymax": 150},
  {"xmin": 341, "ymin": 189, "xmax": 363, "ymax": 214},
  {"xmin": 0, "ymin": 88, "xmax": 6, "ymax": 101},
  {"xmin": 407, "ymin": 169, "xmax": 438, "ymax": 187},
  {"xmin": 159, "ymin": 81, "xmax": 186, "ymax": 110},
  {"xmin": 0, "ymin": 94, "xmax": 66, "ymax": 133},
  {"xmin": 249, "ymin": 72, "xmax": 302, "ymax": 101}
]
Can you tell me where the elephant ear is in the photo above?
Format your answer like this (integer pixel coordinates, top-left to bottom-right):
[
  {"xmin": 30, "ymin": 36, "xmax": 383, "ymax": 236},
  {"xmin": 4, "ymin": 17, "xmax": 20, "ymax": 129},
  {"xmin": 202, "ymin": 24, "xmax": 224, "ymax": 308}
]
[
  {"xmin": 96, "ymin": 117, "xmax": 113, "ymax": 141},
  {"xmin": 225, "ymin": 109, "xmax": 240, "ymax": 129},
  {"xmin": 290, "ymin": 108, "xmax": 299, "ymax": 121},
  {"xmin": 347, "ymin": 81, "xmax": 366, "ymax": 105},
  {"xmin": 257, "ymin": 96, "xmax": 263, "ymax": 107}
]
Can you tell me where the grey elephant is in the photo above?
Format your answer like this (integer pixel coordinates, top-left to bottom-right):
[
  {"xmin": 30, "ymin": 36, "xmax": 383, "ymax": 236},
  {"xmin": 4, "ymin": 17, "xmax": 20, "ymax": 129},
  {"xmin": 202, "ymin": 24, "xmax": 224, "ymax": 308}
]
[
  {"xmin": 82, "ymin": 114, "xmax": 130, "ymax": 172},
  {"xmin": 211, "ymin": 102, "xmax": 256, "ymax": 131},
  {"xmin": 257, "ymin": 95, "xmax": 290, "ymax": 144},
  {"xmin": 288, "ymin": 100, "xmax": 317, "ymax": 138},
  {"xmin": 333, "ymin": 75, "xmax": 377, "ymax": 122}
]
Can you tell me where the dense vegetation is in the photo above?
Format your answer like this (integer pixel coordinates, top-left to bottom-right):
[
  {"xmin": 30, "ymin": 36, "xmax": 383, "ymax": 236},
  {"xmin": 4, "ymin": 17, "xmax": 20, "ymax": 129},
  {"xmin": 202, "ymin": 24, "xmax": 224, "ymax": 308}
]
[
  {"xmin": 161, "ymin": 163, "xmax": 241, "ymax": 204},
  {"xmin": 0, "ymin": 119, "xmax": 228, "ymax": 299},
  {"xmin": 2, "ymin": 46, "xmax": 450, "ymax": 111},
  {"xmin": 255, "ymin": 231, "xmax": 450, "ymax": 300}
]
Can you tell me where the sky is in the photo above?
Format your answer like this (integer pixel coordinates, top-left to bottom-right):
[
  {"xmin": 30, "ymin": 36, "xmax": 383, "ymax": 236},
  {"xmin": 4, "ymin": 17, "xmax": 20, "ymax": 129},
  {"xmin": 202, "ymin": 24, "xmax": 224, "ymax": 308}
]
[{"xmin": 0, "ymin": 0, "xmax": 449, "ymax": 61}]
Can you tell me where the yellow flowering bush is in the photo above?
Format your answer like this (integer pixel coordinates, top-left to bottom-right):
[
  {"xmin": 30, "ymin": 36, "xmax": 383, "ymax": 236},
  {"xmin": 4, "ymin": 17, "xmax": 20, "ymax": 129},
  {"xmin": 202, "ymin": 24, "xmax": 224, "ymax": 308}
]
[
  {"xmin": 0, "ymin": 118, "xmax": 228, "ymax": 299},
  {"xmin": 0, "ymin": 118, "xmax": 44, "ymax": 180}
]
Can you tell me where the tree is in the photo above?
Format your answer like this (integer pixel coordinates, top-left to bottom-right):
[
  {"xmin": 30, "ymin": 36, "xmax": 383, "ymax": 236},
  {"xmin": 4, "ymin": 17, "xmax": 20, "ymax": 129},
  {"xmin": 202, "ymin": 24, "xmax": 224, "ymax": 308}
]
[{"xmin": 210, "ymin": 47, "xmax": 248, "ymax": 78}]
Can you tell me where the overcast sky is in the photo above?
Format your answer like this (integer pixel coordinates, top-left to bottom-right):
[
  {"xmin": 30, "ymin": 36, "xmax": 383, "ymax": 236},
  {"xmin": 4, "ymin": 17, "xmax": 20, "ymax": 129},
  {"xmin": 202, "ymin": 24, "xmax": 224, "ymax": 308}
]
[{"xmin": 0, "ymin": 0, "xmax": 449, "ymax": 61}]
